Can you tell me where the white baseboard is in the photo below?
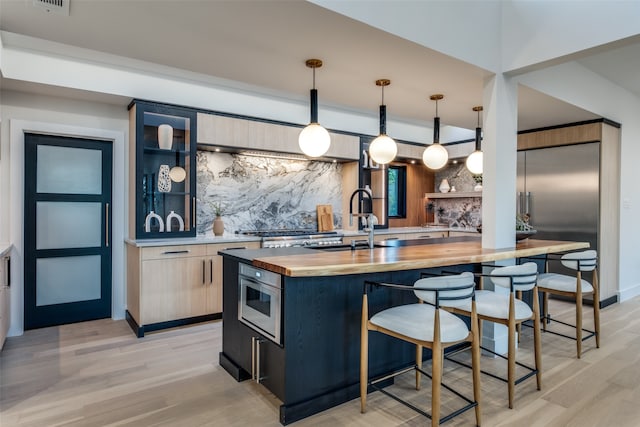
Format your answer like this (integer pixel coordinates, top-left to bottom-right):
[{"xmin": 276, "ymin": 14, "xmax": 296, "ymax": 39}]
[{"xmin": 618, "ymin": 282, "xmax": 640, "ymax": 302}]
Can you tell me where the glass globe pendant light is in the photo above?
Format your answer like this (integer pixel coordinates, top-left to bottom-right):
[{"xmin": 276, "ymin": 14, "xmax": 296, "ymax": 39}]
[
  {"xmin": 466, "ymin": 106, "xmax": 484, "ymax": 175},
  {"xmin": 368, "ymin": 79, "xmax": 397, "ymax": 165},
  {"xmin": 298, "ymin": 59, "xmax": 331, "ymax": 157},
  {"xmin": 422, "ymin": 94, "xmax": 449, "ymax": 170}
]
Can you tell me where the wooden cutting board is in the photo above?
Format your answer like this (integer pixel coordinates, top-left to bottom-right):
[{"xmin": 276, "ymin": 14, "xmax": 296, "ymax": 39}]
[{"xmin": 316, "ymin": 205, "xmax": 334, "ymax": 232}]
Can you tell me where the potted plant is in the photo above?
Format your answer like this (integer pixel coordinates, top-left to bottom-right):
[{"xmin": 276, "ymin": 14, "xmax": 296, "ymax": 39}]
[{"xmin": 211, "ymin": 202, "xmax": 225, "ymax": 236}]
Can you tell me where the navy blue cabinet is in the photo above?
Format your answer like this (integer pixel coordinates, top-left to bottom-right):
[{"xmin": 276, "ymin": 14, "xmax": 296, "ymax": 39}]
[{"xmin": 128, "ymin": 100, "xmax": 197, "ymax": 239}]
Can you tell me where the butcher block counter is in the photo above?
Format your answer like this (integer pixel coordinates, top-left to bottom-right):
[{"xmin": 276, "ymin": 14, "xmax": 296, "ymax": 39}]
[
  {"xmin": 218, "ymin": 238, "xmax": 589, "ymax": 425},
  {"xmin": 226, "ymin": 238, "xmax": 589, "ymax": 277}
]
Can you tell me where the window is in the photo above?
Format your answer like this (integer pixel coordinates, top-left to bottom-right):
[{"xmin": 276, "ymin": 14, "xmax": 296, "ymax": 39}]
[{"xmin": 388, "ymin": 165, "xmax": 406, "ymax": 218}]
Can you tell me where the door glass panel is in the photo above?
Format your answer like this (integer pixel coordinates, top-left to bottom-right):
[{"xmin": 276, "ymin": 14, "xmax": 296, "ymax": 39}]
[
  {"xmin": 36, "ymin": 202, "xmax": 102, "ymax": 250},
  {"xmin": 37, "ymin": 145, "xmax": 102, "ymax": 194},
  {"xmin": 36, "ymin": 255, "xmax": 101, "ymax": 306}
]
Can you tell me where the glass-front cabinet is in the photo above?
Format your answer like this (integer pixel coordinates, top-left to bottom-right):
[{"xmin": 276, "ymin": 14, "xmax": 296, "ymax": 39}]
[{"xmin": 128, "ymin": 100, "xmax": 197, "ymax": 239}]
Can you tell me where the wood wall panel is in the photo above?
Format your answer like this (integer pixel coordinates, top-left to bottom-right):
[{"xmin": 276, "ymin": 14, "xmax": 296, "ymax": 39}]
[
  {"xmin": 389, "ymin": 163, "xmax": 434, "ymax": 228},
  {"xmin": 599, "ymin": 123, "xmax": 620, "ymax": 300},
  {"xmin": 341, "ymin": 162, "xmax": 360, "ymax": 231},
  {"xmin": 517, "ymin": 123, "xmax": 601, "ymax": 150}
]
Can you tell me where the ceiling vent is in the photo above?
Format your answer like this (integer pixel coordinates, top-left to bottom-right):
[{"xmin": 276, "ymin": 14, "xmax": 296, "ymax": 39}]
[{"xmin": 33, "ymin": 0, "xmax": 70, "ymax": 16}]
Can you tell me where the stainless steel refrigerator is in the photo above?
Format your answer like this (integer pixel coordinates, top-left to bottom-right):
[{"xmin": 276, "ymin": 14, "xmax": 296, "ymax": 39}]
[{"xmin": 517, "ymin": 142, "xmax": 600, "ymax": 259}]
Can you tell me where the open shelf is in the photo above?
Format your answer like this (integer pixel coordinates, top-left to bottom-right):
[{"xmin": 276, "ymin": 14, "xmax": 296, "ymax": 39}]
[{"xmin": 425, "ymin": 192, "xmax": 482, "ymax": 199}]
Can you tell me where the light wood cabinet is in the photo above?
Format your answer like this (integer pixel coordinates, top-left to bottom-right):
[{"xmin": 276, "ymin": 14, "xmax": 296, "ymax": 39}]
[
  {"xmin": 206, "ymin": 242, "xmax": 260, "ymax": 314},
  {"xmin": 0, "ymin": 255, "xmax": 9, "ymax": 350},
  {"xmin": 139, "ymin": 255, "xmax": 212, "ymax": 324},
  {"xmin": 126, "ymin": 241, "xmax": 259, "ymax": 336},
  {"xmin": 197, "ymin": 112, "xmax": 360, "ymax": 160}
]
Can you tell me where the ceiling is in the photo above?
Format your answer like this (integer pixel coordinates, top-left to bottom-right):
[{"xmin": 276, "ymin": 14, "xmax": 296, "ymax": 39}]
[{"xmin": 2, "ymin": 0, "xmax": 636, "ymax": 134}]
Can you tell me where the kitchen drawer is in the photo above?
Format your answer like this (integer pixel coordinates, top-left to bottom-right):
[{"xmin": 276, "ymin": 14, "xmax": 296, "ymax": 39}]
[
  {"xmin": 141, "ymin": 244, "xmax": 207, "ymax": 260},
  {"xmin": 206, "ymin": 241, "xmax": 260, "ymax": 255}
]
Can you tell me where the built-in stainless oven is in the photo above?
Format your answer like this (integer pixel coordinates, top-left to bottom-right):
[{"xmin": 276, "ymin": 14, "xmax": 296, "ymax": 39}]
[{"xmin": 238, "ymin": 263, "xmax": 282, "ymax": 345}]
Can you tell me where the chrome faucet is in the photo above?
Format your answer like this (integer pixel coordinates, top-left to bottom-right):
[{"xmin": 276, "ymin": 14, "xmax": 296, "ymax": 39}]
[{"xmin": 349, "ymin": 188, "xmax": 375, "ymax": 249}]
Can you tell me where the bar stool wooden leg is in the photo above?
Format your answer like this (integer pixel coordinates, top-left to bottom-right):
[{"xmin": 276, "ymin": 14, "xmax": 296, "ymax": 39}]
[
  {"xmin": 576, "ymin": 272, "xmax": 583, "ymax": 358},
  {"xmin": 360, "ymin": 295, "xmax": 368, "ymax": 413},
  {"xmin": 593, "ymin": 269, "xmax": 601, "ymax": 348},
  {"xmin": 532, "ymin": 286, "xmax": 542, "ymax": 390},
  {"xmin": 431, "ymin": 345, "xmax": 442, "ymax": 427}
]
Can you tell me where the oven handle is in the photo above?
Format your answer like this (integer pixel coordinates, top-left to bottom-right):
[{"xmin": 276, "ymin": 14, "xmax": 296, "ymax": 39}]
[{"xmin": 239, "ymin": 276, "xmax": 281, "ymax": 292}]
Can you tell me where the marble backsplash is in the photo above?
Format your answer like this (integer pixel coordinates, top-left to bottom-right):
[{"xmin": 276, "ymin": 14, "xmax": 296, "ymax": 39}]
[
  {"xmin": 196, "ymin": 152, "xmax": 343, "ymax": 234},
  {"xmin": 430, "ymin": 163, "xmax": 482, "ymax": 228}
]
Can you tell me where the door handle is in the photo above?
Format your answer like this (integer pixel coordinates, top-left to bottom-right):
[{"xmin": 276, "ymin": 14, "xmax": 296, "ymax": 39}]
[
  {"xmin": 209, "ymin": 259, "xmax": 213, "ymax": 284},
  {"xmin": 192, "ymin": 197, "xmax": 196, "ymax": 228},
  {"xmin": 251, "ymin": 336, "xmax": 257, "ymax": 381},
  {"xmin": 255, "ymin": 337, "xmax": 264, "ymax": 383},
  {"xmin": 202, "ymin": 259, "xmax": 206, "ymax": 284},
  {"xmin": 251, "ymin": 336, "xmax": 265, "ymax": 383},
  {"xmin": 105, "ymin": 203, "xmax": 109, "ymax": 247}
]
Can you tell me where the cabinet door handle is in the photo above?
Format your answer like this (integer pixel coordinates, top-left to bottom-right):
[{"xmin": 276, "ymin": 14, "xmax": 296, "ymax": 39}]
[
  {"xmin": 161, "ymin": 250, "xmax": 190, "ymax": 255},
  {"xmin": 209, "ymin": 259, "xmax": 213, "ymax": 284},
  {"xmin": 105, "ymin": 203, "xmax": 109, "ymax": 247},
  {"xmin": 192, "ymin": 197, "xmax": 196, "ymax": 228},
  {"xmin": 202, "ymin": 259, "xmax": 206, "ymax": 284}
]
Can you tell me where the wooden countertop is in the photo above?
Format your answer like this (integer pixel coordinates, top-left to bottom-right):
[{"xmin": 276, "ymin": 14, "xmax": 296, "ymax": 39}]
[{"xmin": 251, "ymin": 239, "xmax": 589, "ymax": 277}]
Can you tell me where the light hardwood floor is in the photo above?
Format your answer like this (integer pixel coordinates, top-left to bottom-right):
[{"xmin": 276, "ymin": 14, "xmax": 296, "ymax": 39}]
[{"xmin": 2, "ymin": 296, "xmax": 640, "ymax": 427}]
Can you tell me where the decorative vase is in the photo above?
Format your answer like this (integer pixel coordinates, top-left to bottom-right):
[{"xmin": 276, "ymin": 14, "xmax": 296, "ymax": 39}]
[
  {"xmin": 158, "ymin": 124, "xmax": 173, "ymax": 150},
  {"xmin": 166, "ymin": 211, "xmax": 184, "ymax": 232},
  {"xmin": 157, "ymin": 164, "xmax": 171, "ymax": 193},
  {"xmin": 144, "ymin": 211, "xmax": 164, "ymax": 233},
  {"xmin": 213, "ymin": 216, "xmax": 224, "ymax": 236},
  {"xmin": 450, "ymin": 185, "xmax": 457, "ymax": 192},
  {"xmin": 439, "ymin": 178, "xmax": 450, "ymax": 193},
  {"xmin": 474, "ymin": 183, "xmax": 483, "ymax": 192}
]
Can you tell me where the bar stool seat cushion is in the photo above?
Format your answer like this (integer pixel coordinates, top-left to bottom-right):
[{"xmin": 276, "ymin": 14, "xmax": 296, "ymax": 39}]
[
  {"xmin": 473, "ymin": 290, "xmax": 533, "ymax": 321},
  {"xmin": 370, "ymin": 303, "xmax": 469, "ymax": 344},
  {"xmin": 538, "ymin": 273, "xmax": 593, "ymax": 293}
]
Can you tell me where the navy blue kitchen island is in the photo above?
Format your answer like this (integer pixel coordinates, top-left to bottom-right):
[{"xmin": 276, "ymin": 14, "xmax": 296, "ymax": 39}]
[{"xmin": 218, "ymin": 238, "xmax": 588, "ymax": 425}]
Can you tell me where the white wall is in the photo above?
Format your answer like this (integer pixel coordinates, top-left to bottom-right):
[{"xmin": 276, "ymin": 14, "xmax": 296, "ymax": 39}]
[
  {"xmin": 501, "ymin": 1, "xmax": 640, "ymax": 73},
  {"xmin": 0, "ymin": 91, "xmax": 128, "ymax": 336},
  {"xmin": 515, "ymin": 61, "xmax": 640, "ymax": 301},
  {"xmin": 310, "ymin": 0, "xmax": 501, "ymax": 72}
]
